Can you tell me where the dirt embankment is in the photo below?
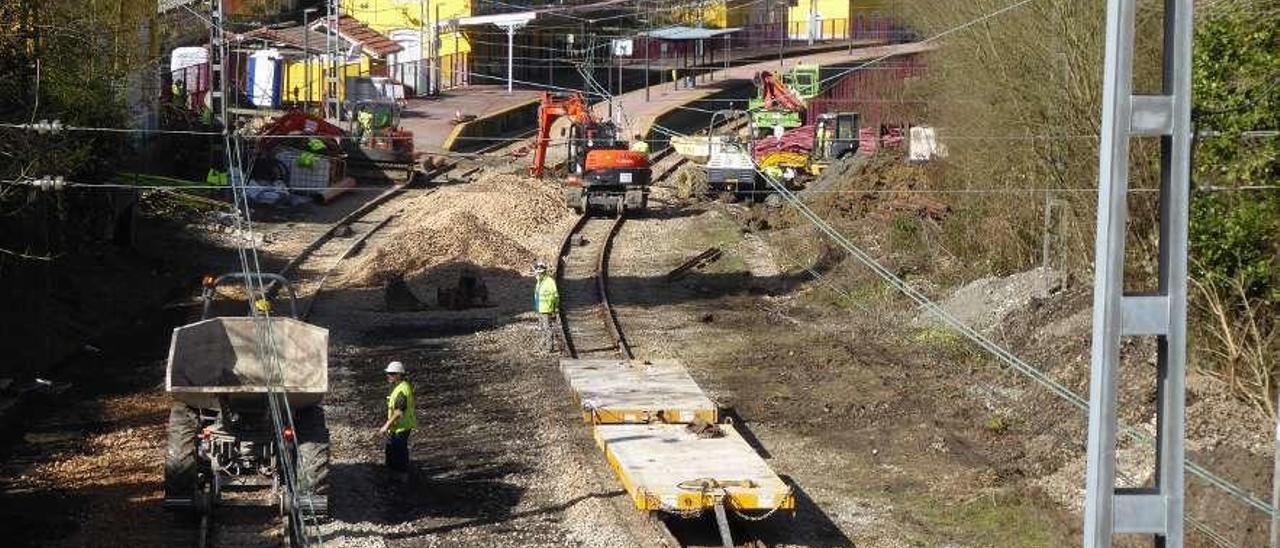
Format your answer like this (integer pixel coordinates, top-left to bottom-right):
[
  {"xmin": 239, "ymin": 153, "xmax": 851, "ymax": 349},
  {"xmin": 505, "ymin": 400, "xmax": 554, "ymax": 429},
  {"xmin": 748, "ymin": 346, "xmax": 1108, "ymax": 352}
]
[{"xmin": 737, "ymin": 150, "xmax": 1274, "ymax": 546}]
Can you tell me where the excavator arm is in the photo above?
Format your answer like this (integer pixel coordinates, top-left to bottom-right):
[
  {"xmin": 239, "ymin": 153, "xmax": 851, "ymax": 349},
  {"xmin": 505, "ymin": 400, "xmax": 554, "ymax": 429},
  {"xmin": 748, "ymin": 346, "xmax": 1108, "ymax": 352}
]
[
  {"xmin": 756, "ymin": 71, "xmax": 807, "ymax": 115},
  {"xmin": 530, "ymin": 92, "xmax": 594, "ymax": 177}
]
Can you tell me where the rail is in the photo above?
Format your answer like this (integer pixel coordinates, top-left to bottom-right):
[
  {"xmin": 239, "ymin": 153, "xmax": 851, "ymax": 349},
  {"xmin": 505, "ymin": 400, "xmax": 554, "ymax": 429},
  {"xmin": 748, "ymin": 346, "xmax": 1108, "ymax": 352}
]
[{"xmin": 555, "ymin": 212, "xmax": 632, "ymax": 360}]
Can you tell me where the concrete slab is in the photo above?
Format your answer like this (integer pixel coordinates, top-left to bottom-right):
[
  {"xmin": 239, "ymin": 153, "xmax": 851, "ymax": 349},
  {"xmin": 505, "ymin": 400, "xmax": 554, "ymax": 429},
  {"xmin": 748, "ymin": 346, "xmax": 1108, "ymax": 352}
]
[
  {"xmin": 595, "ymin": 423, "xmax": 795, "ymax": 513},
  {"xmin": 398, "ymin": 85, "xmax": 541, "ymax": 153},
  {"xmin": 560, "ymin": 358, "xmax": 717, "ymax": 424}
]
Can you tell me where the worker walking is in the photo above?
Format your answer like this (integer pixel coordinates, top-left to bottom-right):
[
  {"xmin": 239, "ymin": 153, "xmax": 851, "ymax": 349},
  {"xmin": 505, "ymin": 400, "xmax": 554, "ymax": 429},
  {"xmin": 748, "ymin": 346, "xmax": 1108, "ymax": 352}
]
[
  {"xmin": 629, "ymin": 134, "xmax": 650, "ymax": 156},
  {"xmin": 533, "ymin": 261, "xmax": 559, "ymax": 353},
  {"xmin": 378, "ymin": 361, "xmax": 415, "ymax": 484}
]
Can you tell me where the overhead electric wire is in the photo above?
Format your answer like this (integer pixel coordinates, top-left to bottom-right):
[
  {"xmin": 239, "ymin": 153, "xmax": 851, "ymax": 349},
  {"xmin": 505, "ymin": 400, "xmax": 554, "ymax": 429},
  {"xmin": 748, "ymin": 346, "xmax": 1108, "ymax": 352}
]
[
  {"xmin": 639, "ymin": 81, "xmax": 1280, "ymax": 521},
  {"xmin": 197, "ymin": 6, "xmax": 324, "ymax": 543},
  {"xmin": 718, "ymin": 132, "xmax": 1277, "ymax": 520}
]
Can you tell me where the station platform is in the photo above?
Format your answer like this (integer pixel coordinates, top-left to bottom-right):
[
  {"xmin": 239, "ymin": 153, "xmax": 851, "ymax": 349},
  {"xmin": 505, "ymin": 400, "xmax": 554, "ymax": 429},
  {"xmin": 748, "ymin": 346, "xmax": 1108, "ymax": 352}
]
[
  {"xmin": 560, "ymin": 358, "xmax": 718, "ymax": 424},
  {"xmin": 594, "ymin": 423, "xmax": 795, "ymax": 513},
  {"xmin": 398, "ymin": 85, "xmax": 540, "ymax": 153},
  {"xmin": 597, "ymin": 41, "xmax": 935, "ymax": 141}
]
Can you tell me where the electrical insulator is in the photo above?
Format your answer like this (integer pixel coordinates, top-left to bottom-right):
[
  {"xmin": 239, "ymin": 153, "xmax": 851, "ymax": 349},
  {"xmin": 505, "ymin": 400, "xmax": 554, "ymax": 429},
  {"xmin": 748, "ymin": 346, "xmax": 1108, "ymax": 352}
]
[
  {"xmin": 27, "ymin": 120, "xmax": 64, "ymax": 134},
  {"xmin": 28, "ymin": 176, "xmax": 67, "ymax": 191}
]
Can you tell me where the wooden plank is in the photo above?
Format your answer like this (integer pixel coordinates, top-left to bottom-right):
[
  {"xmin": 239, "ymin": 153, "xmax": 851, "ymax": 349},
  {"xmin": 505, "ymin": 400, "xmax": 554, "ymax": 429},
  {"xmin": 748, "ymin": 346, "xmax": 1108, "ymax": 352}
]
[
  {"xmin": 560, "ymin": 359, "xmax": 717, "ymax": 424},
  {"xmin": 594, "ymin": 423, "xmax": 794, "ymax": 512}
]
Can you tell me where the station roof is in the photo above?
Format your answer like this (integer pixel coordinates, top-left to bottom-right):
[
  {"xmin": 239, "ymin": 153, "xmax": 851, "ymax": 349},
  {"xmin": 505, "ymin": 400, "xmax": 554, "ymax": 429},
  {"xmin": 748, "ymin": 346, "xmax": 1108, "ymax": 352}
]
[
  {"xmin": 238, "ymin": 25, "xmax": 343, "ymax": 55},
  {"xmin": 640, "ymin": 26, "xmax": 742, "ymax": 40},
  {"xmin": 309, "ymin": 15, "xmax": 403, "ymax": 58}
]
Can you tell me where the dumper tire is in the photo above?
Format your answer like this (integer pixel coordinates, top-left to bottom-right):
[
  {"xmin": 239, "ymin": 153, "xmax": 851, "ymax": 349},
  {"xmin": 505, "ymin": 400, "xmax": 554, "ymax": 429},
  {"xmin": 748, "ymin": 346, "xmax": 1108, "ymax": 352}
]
[
  {"xmin": 164, "ymin": 403, "xmax": 199, "ymax": 502},
  {"xmin": 295, "ymin": 406, "xmax": 330, "ymax": 498}
]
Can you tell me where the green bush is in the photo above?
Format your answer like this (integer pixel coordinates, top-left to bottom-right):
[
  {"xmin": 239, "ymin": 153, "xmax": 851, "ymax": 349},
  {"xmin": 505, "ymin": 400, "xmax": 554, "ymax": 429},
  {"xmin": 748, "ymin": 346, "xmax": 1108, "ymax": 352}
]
[{"xmin": 1190, "ymin": 194, "xmax": 1280, "ymax": 303}]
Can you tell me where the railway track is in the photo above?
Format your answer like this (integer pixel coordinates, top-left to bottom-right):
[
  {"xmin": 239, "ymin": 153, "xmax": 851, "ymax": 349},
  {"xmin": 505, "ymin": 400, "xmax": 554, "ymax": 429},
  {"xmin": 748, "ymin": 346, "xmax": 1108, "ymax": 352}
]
[
  {"xmin": 555, "ymin": 212, "xmax": 631, "ymax": 360},
  {"xmin": 554, "ymin": 214, "xmax": 695, "ymax": 548},
  {"xmin": 179, "ymin": 140, "xmax": 537, "ymax": 548}
]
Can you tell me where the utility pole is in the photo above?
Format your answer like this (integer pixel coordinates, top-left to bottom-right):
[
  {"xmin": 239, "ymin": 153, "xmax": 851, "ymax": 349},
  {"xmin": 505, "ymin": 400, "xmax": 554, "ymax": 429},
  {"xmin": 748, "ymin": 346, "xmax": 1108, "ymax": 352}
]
[
  {"xmin": 432, "ymin": 4, "xmax": 440, "ymax": 94},
  {"xmin": 807, "ymin": 0, "xmax": 816, "ymax": 45},
  {"xmin": 325, "ymin": 0, "xmax": 340, "ymax": 119},
  {"xmin": 644, "ymin": 0, "xmax": 651, "ymax": 102},
  {"xmin": 777, "ymin": 0, "xmax": 784, "ymax": 67},
  {"xmin": 1083, "ymin": 0, "xmax": 1194, "ymax": 546},
  {"xmin": 303, "ymin": 7, "xmax": 317, "ymax": 112},
  {"xmin": 419, "ymin": 0, "xmax": 428, "ymax": 96},
  {"xmin": 696, "ymin": 0, "xmax": 704, "ymax": 84},
  {"xmin": 209, "ymin": 0, "xmax": 228, "ymax": 124}
]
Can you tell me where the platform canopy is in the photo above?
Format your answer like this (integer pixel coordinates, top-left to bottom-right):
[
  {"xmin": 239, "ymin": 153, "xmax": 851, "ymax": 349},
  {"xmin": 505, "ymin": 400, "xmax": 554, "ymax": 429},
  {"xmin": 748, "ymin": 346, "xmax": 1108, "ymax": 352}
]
[
  {"xmin": 639, "ymin": 26, "xmax": 742, "ymax": 40},
  {"xmin": 450, "ymin": 11, "xmax": 538, "ymax": 28}
]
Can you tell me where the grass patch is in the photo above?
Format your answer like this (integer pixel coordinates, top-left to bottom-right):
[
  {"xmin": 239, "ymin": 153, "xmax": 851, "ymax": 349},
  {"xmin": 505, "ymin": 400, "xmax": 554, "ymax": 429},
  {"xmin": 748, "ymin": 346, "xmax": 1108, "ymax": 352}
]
[
  {"xmin": 912, "ymin": 491, "xmax": 1065, "ymax": 547},
  {"xmin": 826, "ymin": 281, "xmax": 891, "ymax": 311},
  {"xmin": 910, "ymin": 326, "xmax": 969, "ymax": 356},
  {"xmin": 982, "ymin": 413, "xmax": 1016, "ymax": 435},
  {"xmin": 691, "ymin": 220, "xmax": 749, "ymax": 274}
]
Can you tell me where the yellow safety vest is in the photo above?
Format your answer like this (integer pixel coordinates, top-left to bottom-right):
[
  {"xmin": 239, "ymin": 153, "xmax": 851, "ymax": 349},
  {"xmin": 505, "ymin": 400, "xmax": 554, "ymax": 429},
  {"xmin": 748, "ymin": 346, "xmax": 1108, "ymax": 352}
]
[
  {"xmin": 535, "ymin": 275, "xmax": 559, "ymax": 314},
  {"xmin": 386, "ymin": 380, "xmax": 416, "ymax": 434},
  {"xmin": 630, "ymin": 140, "xmax": 650, "ymax": 154},
  {"xmin": 206, "ymin": 168, "xmax": 229, "ymax": 186}
]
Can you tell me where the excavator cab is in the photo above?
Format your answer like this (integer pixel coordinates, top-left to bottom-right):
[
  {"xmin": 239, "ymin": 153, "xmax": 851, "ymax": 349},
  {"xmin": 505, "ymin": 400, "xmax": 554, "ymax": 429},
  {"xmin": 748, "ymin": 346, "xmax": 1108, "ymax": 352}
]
[
  {"xmin": 529, "ymin": 92, "xmax": 651, "ymax": 214},
  {"xmin": 566, "ymin": 120, "xmax": 626, "ymax": 173},
  {"xmin": 565, "ymin": 120, "xmax": 650, "ymax": 213},
  {"xmin": 814, "ymin": 112, "xmax": 859, "ymax": 162}
]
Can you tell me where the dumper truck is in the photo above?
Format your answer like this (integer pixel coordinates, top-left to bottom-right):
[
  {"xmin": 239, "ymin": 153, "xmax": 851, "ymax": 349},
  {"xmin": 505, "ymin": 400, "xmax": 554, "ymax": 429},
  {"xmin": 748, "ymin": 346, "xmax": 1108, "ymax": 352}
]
[{"xmin": 164, "ymin": 273, "xmax": 330, "ymax": 541}]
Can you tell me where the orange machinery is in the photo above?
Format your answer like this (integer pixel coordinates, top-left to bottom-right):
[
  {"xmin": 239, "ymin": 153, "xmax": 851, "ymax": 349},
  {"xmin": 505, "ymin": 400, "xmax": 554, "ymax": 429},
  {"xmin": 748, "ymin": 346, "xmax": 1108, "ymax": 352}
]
[{"xmin": 529, "ymin": 92, "xmax": 651, "ymax": 213}]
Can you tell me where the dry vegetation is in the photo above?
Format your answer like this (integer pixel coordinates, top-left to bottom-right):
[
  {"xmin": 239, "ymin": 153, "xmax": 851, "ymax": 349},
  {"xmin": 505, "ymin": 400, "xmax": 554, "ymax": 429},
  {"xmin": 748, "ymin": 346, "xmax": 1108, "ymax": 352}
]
[{"xmin": 892, "ymin": 0, "xmax": 1280, "ymax": 417}]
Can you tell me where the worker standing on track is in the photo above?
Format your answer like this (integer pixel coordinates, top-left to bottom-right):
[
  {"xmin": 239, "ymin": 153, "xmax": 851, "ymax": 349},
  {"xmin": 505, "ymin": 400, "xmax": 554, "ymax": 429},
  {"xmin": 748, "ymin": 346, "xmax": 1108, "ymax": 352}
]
[
  {"xmin": 533, "ymin": 261, "xmax": 560, "ymax": 353},
  {"xmin": 378, "ymin": 361, "xmax": 415, "ymax": 484}
]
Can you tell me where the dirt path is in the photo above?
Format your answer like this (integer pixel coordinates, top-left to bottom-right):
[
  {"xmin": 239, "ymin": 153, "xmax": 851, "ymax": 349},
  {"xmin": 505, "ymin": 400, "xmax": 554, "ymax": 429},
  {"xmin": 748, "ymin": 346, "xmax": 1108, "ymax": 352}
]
[
  {"xmin": 608, "ymin": 204, "xmax": 1079, "ymax": 547},
  {"xmin": 310, "ymin": 288, "xmax": 659, "ymax": 546}
]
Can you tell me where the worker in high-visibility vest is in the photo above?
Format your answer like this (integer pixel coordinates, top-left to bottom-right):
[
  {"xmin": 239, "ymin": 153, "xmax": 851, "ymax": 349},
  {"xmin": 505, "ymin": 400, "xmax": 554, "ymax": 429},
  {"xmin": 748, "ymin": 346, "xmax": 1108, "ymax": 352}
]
[
  {"xmin": 532, "ymin": 261, "xmax": 559, "ymax": 353},
  {"xmin": 378, "ymin": 361, "xmax": 416, "ymax": 484},
  {"xmin": 629, "ymin": 134, "xmax": 649, "ymax": 156},
  {"xmin": 357, "ymin": 110, "xmax": 374, "ymax": 146},
  {"xmin": 206, "ymin": 167, "xmax": 229, "ymax": 187}
]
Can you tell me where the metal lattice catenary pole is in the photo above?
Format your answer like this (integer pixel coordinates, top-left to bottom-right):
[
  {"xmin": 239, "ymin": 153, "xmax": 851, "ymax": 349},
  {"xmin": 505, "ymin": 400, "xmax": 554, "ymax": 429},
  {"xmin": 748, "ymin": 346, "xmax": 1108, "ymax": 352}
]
[
  {"xmin": 1083, "ymin": 0, "xmax": 1194, "ymax": 546},
  {"xmin": 325, "ymin": 0, "xmax": 340, "ymax": 119}
]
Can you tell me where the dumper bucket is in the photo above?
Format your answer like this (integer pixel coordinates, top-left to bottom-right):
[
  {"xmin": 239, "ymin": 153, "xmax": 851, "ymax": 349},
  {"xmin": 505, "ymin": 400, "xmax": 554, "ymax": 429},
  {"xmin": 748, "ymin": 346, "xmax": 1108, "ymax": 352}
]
[
  {"xmin": 670, "ymin": 135, "xmax": 715, "ymax": 165},
  {"xmin": 166, "ymin": 317, "xmax": 328, "ymax": 409}
]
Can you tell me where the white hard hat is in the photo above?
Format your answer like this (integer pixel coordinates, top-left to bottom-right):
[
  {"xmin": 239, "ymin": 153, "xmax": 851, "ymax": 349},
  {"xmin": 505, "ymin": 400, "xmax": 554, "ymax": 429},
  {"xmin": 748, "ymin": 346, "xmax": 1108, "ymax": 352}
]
[
  {"xmin": 533, "ymin": 260, "xmax": 548, "ymax": 273},
  {"xmin": 384, "ymin": 361, "xmax": 406, "ymax": 374}
]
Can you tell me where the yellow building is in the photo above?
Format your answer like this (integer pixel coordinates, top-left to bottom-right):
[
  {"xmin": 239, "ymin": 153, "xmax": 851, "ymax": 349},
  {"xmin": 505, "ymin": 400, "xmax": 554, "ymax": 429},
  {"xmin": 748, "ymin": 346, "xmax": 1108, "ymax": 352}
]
[
  {"xmin": 669, "ymin": 0, "xmax": 754, "ymax": 29},
  {"xmin": 240, "ymin": 21, "xmax": 393, "ymax": 104},
  {"xmin": 339, "ymin": 0, "xmax": 474, "ymax": 89},
  {"xmin": 787, "ymin": 0, "xmax": 894, "ymax": 41}
]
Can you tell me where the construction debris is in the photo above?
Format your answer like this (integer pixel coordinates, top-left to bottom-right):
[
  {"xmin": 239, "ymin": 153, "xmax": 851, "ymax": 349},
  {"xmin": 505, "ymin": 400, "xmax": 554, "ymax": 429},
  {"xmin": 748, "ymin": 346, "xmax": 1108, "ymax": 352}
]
[
  {"xmin": 436, "ymin": 269, "xmax": 490, "ymax": 310},
  {"xmin": 385, "ymin": 273, "xmax": 428, "ymax": 311},
  {"xmin": 666, "ymin": 247, "xmax": 723, "ymax": 282},
  {"xmin": 685, "ymin": 417, "xmax": 725, "ymax": 439}
]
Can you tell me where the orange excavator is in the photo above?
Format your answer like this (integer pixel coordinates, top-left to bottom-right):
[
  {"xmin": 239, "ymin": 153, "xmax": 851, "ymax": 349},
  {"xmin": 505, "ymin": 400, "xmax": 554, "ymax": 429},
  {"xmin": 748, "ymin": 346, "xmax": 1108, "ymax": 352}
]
[{"xmin": 529, "ymin": 92, "xmax": 650, "ymax": 214}]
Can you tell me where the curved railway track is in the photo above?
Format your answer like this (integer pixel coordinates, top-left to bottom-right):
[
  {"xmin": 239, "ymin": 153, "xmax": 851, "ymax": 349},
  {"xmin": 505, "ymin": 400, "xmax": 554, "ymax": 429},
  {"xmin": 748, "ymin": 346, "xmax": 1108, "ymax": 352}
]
[
  {"xmin": 555, "ymin": 213, "xmax": 631, "ymax": 360},
  {"xmin": 553, "ymin": 213, "xmax": 697, "ymax": 548}
]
